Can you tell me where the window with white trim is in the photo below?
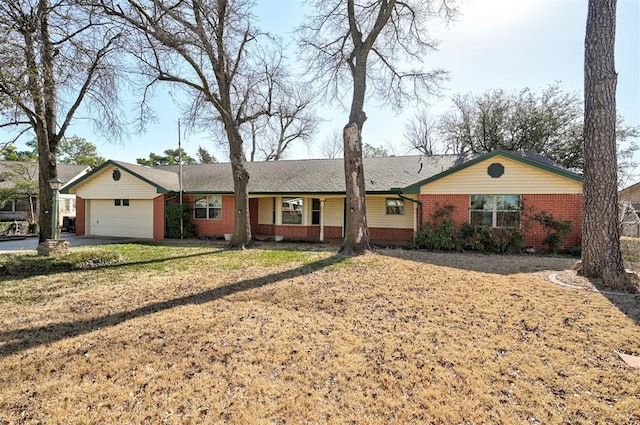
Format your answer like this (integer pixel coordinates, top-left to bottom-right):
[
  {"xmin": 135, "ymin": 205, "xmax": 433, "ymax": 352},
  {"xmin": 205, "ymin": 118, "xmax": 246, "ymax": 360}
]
[
  {"xmin": 282, "ymin": 197, "xmax": 303, "ymax": 225},
  {"xmin": 469, "ymin": 195, "xmax": 521, "ymax": 228},
  {"xmin": 386, "ymin": 198, "xmax": 404, "ymax": 215},
  {"xmin": 194, "ymin": 195, "xmax": 222, "ymax": 219}
]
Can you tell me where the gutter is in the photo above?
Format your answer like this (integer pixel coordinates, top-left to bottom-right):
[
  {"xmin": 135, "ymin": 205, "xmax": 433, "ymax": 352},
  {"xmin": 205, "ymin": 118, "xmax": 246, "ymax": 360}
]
[{"xmin": 391, "ymin": 188, "xmax": 423, "ymax": 232}]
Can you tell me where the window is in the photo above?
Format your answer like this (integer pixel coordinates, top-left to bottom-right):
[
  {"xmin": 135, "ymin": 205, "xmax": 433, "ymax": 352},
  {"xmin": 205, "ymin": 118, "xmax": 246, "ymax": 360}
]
[
  {"xmin": 194, "ymin": 195, "xmax": 222, "ymax": 219},
  {"xmin": 15, "ymin": 198, "xmax": 31, "ymax": 212},
  {"xmin": 386, "ymin": 198, "xmax": 404, "ymax": 215},
  {"xmin": 272, "ymin": 197, "xmax": 277, "ymax": 224},
  {"xmin": 282, "ymin": 197, "xmax": 303, "ymax": 224},
  {"xmin": 312, "ymin": 199, "xmax": 321, "ymax": 225},
  {"xmin": 1, "ymin": 197, "xmax": 36, "ymax": 212},
  {"xmin": 114, "ymin": 199, "xmax": 129, "ymax": 207},
  {"xmin": 470, "ymin": 195, "xmax": 521, "ymax": 228},
  {"xmin": 122, "ymin": 199, "xmax": 130, "ymax": 206}
]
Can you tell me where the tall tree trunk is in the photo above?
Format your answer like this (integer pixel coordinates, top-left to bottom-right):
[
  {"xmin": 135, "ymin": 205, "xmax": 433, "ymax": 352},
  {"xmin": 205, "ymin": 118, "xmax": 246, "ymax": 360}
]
[
  {"xmin": 37, "ymin": 141, "xmax": 57, "ymax": 243},
  {"xmin": 33, "ymin": 0, "xmax": 60, "ymax": 244},
  {"xmin": 340, "ymin": 60, "xmax": 372, "ymax": 255},
  {"xmin": 227, "ymin": 124, "xmax": 251, "ymax": 249},
  {"xmin": 582, "ymin": 0, "xmax": 629, "ymax": 289}
]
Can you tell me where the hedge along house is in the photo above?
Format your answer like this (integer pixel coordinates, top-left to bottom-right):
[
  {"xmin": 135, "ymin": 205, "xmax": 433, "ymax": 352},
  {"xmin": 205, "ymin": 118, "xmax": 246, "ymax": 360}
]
[{"xmin": 61, "ymin": 150, "xmax": 583, "ymax": 249}]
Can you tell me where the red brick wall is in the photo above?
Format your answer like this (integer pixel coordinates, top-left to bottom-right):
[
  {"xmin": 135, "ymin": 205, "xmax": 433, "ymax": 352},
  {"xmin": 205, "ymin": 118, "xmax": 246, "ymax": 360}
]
[
  {"xmin": 325, "ymin": 226, "xmax": 343, "ymax": 238},
  {"xmin": 185, "ymin": 194, "xmax": 236, "ymax": 237},
  {"xmin": 420, "ymin": 194, "xmax": 469, "ymax": 225},
  {"xmin": 75, "ymin": 196, "xmax": 85, "ymax": 236},
  {"xmin": 369, "ymin": 227, "xmax": 414, "ymax": 244},
  {"xmin": 153, "ymin": 196, "xmax": 165, "ymax": 240},
  {"xmin": 419, "ymin": 193, "xmax": 583, "ymax": 250},
  {"xmin": 522, "ymin": 194, "xmax": 582, "ymax": 250},
  {"xmin": 274, "ymin": 225, "xmax": 321, "ymax": 239}
]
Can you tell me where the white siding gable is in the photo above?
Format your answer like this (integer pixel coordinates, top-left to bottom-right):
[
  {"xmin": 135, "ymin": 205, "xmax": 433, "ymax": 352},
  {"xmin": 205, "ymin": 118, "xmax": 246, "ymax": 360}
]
[
  {"xmin": 421, "ymin": 156, "xmax": 582, "ymax": 195},
  {"xmin": 73, "ymin": 166, "xmax": 160, "ymax": 199}
]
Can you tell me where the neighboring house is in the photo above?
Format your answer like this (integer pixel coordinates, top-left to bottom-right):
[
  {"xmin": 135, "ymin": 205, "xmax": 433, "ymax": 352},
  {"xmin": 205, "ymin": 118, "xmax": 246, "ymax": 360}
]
[
  {"xmin": 0, "ymin": 161, "xmax": 90, "ymax": 225},
  {"xmin": 61, "ymin": 151, "xmax": 584, "ymax": 249},
  {"xmin": 619, "ymin": 183, "xmax": 640, "ymax": 237},
  {"xmin": 620, "ymin": 182, "xmax": 640, "ymax": 211}
]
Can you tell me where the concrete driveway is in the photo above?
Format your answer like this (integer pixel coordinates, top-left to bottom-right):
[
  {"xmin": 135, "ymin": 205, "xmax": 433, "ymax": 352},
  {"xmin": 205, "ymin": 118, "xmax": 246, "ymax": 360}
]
[{"xmin": 0, "ymin": 233, "xmax": 142, "ymax": 253}]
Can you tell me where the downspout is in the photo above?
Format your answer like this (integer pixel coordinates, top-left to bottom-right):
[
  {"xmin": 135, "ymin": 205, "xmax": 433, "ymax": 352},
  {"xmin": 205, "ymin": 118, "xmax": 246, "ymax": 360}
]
[{"xmin": 392, "ymin": 188, "xmax": 423, "ymax": 232}]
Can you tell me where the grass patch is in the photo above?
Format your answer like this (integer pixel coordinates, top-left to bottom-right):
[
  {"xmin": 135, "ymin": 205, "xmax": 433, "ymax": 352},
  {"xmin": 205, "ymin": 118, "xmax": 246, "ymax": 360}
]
[
  {"xmin": 0, "ymin": 249, "xmax": 123, "ymax": 277},
  {"xmin": 0, "ymin": 245, "xmax": 638, "ymax": 423}
]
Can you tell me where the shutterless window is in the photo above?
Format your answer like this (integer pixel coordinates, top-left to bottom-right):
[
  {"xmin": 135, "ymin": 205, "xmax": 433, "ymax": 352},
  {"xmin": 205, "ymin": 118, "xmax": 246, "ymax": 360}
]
[
  {"xmin": 194, "ymin": 195, "xmax": 222, "ymax": 219},
  {"xmin": 282, "ymin": 197, "xmax": 303, "ymax": 225},
  {"xmin": 0, "ymin": 201, "xmax": 13, "ymax": 212},
  {"xmin": 312, "ymin": 199, "xmax": 321, "ymax": 225},
  {"xmin": 114, "ymin": 199, "xmax": 130, "ymax": 207},
  {"xmin": 386, "ymin": 198, "xmax": 404, "ymax": 215},
  {"xmin": 469, "ymin": 195, "xmax": 521, "ymax": 228}
]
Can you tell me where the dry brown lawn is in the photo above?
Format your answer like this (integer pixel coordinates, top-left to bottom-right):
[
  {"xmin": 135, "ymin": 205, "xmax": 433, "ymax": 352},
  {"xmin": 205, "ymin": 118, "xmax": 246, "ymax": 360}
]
[{"xmin": 1, "ymin": 243, "xmax": 639, "ymax": 424}]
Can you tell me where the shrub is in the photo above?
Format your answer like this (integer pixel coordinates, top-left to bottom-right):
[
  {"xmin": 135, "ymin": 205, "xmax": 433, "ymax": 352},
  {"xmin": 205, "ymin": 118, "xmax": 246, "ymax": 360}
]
[
  {"xmin": 28, "ymin": 222, "xmax": 39, "ymax": 235},
  {"xmin": 410, "ymin": 204, "xmax": 525, "ymax": 254},
  {"xmin": 410, "ymin": 221, "xmax": 460, "ymax": 251},
  {"xmin": 535, "ymin": 212, "xmax": 572, "ymax": 252},
  {"xmin": 165, "ymin": 204, "xmax": 197, "ymax": 239}
]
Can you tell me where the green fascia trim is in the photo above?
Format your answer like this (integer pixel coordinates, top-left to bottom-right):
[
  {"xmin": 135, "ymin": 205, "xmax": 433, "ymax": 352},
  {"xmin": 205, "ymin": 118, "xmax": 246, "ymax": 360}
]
[
  {"xmin": 181, "ymin": 190, "xmax": 405, "ymax": 196},
  {"xmin": 249, "ymin": 191, "xmax": 346, "ymax": 196},
  {"xmin": 248, "ymin": 191, "xmax": 404, "ymax": 196},
  {"xmin": 402, "ymin": 150, "xmax": 583, "ymax": 194},
  {"xmin": 60, "ymin": 160, "xmax": 171, "ymax": 194}
]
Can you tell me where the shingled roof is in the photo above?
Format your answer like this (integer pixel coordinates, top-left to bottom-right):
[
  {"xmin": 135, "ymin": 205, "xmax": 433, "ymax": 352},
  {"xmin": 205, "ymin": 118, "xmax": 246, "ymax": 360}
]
[
  {"xmin": 63, "ymin": 150, "xmax": 583, "ymax": 195},
  {"xmin": 0, "ymin": 161, "xmax": 89, "ymax": 191},
  {"xmin": 158, "ymin": 155, "xmax": 462, "ymax": 193}
]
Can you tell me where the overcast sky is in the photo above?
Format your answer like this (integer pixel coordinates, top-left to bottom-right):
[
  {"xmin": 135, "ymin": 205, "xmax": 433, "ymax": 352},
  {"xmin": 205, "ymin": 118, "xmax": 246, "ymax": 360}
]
[{"xmin": 7, "ymin": 0, "xmax": 640, "ymax": 165}]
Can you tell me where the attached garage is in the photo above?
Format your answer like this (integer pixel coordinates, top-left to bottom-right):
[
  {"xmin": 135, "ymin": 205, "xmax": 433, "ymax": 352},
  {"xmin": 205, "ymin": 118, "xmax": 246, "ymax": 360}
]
[
  {"xmin": 62, "ymin": 161, "xmax": 178, "ymax": 240},
  {"xmin": 86, "ymin": 199, "xmax": 154, "ymax": 238}
]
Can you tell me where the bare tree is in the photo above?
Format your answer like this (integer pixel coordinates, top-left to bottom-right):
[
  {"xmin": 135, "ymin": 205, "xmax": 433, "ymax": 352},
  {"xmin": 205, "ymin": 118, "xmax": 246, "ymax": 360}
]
[
  {"xmin": 299, "ymin": 0, "xmax": 457, "ymax": 255},
  {"xmin": 582, "ymin": 0, "xmax": 630, "ymax": 289},
  {"xmin": 0, "ymin": 0, "xmax": 124, "ymax": 244},
  {"xmin": 248, "ymin": 81, "xmax": 318, "ymax": 161},
  {"xmin": 320, "ymin": 129, "xmax": 343, "ymax": 159},
  {"xmin": 99, "ymin": 0, "xmax": 285, "ymax": 248},
  {"xmin": 404, "ymin": 109, "xmax": 439, "ymax": 155}
]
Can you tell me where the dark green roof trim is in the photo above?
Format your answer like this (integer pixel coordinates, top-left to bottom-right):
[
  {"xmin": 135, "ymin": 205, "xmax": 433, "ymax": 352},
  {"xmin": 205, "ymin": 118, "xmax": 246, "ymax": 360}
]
[
  {"xmin": 249, "ymin": 191, "xmax": 345, "ymax": 196},
  {"xmin": 60, "ymin": 160, "xmax": 171, "ymax": 194},
  {"xmin": 402, "ymin": 150, "xmax": 583, "ymax": 194}
]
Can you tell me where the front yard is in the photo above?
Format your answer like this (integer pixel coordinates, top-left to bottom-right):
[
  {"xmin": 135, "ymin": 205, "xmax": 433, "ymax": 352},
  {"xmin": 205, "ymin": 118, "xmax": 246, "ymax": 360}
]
[{"xmin": 0, "ymin": 243, "xmax": 638, "ymax": 424}]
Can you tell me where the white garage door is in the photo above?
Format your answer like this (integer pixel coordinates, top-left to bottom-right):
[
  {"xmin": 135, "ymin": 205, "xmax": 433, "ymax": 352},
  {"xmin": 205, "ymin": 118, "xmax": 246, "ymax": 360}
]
[{"xmin": 88, "ymin": 199, "xmax": 154, "ymax": 238}]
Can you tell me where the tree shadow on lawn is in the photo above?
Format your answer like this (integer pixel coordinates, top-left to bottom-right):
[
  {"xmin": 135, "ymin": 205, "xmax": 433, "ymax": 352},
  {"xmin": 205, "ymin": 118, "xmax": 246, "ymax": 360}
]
[
  {"xmin": 377, "ymin": 248, "xmax": 577, "ymax": 276},
  {"xmin": 379, "ymin": 248, "xmax": 640, "ymax": 325},
  {"xmin": 0, "ymin": 254, "xmax": 346, "ymax": 358},
  {"xmin": 0, "ymin": 249, "xmax": 228, "ymax": 282}
]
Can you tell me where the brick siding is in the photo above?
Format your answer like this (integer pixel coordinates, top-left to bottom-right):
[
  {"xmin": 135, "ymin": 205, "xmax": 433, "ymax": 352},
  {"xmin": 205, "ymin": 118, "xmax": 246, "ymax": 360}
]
[
  {"xmin": 75, "ymin": 196, "xmax": 85, "ymax": 236},
  {"xmin": 180, "ymin": 194, "xmax": 236, "ymax": 237},
  {"xmin": 153, "ymin": 196, "xmax": 165, "ymax": 240},
  {"xmin": 419, "ymin": 193, "xmax": 583, "ymax": 250},
  {"xmin": 522, "ymin": 194, "xmax": 582, "ymax": 250}
]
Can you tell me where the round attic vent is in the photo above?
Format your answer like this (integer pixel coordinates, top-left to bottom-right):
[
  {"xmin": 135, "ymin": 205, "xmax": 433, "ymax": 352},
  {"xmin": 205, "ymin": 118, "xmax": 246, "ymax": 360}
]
[
  {"xmin": 112, "ymin": 169, "xmax": 121, "ymax": 181},
  {"xmin": 487, "ymin": 163, "xmax": 504, "ymax": 178}
]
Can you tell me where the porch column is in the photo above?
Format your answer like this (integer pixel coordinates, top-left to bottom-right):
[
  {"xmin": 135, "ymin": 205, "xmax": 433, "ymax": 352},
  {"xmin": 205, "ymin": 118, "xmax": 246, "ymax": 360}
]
[{"xmin": 320, "ymin": 198, "xmax": 326, "ymax": 242}]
